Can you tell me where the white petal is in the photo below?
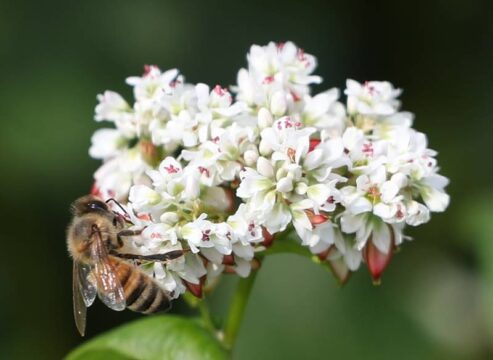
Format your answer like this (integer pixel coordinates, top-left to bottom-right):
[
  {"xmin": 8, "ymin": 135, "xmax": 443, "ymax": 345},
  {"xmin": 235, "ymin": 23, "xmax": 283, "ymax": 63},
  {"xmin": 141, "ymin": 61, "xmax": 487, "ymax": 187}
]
[
  {"xmin": 380, "ymin": 181, "xmax": 399, "ymax": 203},
  {"xmin": 348, "ymin": 196, "xmax": 372, "ymax": 215},
  {"xmin": 263, "ymin": 203, "xmax": 291, "ymax": 234},
  {"xmin": 270, "ymin": 91, "xmax": 287, "ymax": 116},
  {"xmin": 421, "ymin": 186, "xmax": 450, "ymax": 212},
  {"xmin": 340, "ymin": 213, "xmax": 365, "ymax": 234},
  {"xmin": 306, "ymin": 184, "xmax": 331, "ymax": 205},
  {"xmin": 276, "ymin": 177, "xmax": 293, "ymax": 193},
  {"xmin": 345, "ymin": 247, "xmax": 362, "ymax": 271},
  {"xmin": 373, "ymin": 203, "xmax": 395, "ymax": 220},
  {"xmin": 258, "ymin": 108, "xmax": 274, "ymax": 129},
  {"xmin": 304, "ymin": 149, "xmax": 324, "ymax": 170},
  {"xmin": 372, "ymin": 221, "xmax": 392, "ymax": 254},
  {"xmin": 423, "ymin": 174, "xmax": 449, "ymax": 189},
  {"xmin": 257, "ymin": 157, "xmax": 274, "ymax": 178},
  {"xmin": 89, "ymin": 128, "xmax": 124, "ymax": 159}
]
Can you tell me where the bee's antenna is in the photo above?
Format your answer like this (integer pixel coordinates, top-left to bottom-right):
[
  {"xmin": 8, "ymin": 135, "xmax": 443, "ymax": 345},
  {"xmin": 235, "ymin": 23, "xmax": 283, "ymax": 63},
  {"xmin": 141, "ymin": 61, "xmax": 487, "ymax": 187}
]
[{"xmin": 105, "ymin": 198, "xmax": 130, "ymax": 217}]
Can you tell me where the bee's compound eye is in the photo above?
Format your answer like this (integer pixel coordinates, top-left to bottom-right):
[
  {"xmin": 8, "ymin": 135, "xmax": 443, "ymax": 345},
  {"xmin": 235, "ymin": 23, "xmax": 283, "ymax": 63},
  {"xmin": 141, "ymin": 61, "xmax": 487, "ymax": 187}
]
[{"xmin": 88, "ymin": 201, "xmax": 107, "ymax": 211}]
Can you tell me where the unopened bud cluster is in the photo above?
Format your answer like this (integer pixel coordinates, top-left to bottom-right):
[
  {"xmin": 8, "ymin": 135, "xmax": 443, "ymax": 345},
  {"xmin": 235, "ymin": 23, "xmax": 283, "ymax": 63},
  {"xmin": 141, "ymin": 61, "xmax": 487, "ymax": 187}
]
[{"xmin": 89, "ymin": 41, "xmax": 449, "ymax": 296}]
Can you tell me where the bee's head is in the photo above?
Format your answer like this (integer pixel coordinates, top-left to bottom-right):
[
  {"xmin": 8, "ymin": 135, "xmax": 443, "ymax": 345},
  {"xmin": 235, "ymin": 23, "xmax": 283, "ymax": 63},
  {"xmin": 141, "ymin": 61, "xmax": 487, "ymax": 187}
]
[{"xmin": 71, "ymin": 195, "xmax": 109, "ymax": 216}]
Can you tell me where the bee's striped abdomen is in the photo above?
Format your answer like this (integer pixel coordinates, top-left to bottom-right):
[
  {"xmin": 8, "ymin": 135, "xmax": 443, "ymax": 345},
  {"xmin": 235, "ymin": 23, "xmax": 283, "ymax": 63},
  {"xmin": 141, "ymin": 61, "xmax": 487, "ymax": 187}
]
[{"xmin": 110, "ymin": 257, "xmax": 171, "ymax": 314}]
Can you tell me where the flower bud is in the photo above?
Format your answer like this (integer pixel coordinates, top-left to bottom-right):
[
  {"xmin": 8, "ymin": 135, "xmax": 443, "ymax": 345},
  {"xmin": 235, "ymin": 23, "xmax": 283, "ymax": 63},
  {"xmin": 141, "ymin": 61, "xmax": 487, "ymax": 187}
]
[
  {"xmin": 270, "ymin": 91, "xmax": 287, "ymax": 116},
  {"xmin": 364, "ymin": 228, "xmax": 395, "ymax": 284},
  {"xmin": 328, "ymin": 256, "xmax": 351, "ymax": 285},
  {"xmin": 243, "ymin": 149, "xmax": 259, "ymax": 166},
  {"xmin": 258, "ymin": 107, "xmax": 273, "ymax": 129},
  {"xmin": 160, "ymin": 212, "xmax": 180, "ymax": 223},
  {"xmin": 222, "ymin": 254, "xmax": 236, "ymax": 265},
  {"xmin": 183, "ymin": 280, "xmax": 203, "ymax": 298},
  {"xmin": 261, "ymin": 227, "xmax": 275, "ymax": 248},
  {"xmin": 259, "ymin": 139, "xmax": 272, "ymax": 156}
]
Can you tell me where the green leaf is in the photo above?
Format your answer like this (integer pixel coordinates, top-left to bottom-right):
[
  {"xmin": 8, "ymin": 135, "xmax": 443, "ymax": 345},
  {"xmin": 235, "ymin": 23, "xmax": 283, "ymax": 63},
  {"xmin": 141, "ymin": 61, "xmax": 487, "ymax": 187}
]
[{"xmin": 65, "ymin": 315, "xmax": 228, "ymax": 360}]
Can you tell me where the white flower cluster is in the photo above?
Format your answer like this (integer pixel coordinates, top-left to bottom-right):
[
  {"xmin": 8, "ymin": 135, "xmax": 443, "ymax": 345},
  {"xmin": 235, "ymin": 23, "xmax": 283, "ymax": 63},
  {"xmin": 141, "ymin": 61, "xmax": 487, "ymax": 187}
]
[{"xmin": 90, "ymin": 41, "xmax": 449, "ymax": 295}]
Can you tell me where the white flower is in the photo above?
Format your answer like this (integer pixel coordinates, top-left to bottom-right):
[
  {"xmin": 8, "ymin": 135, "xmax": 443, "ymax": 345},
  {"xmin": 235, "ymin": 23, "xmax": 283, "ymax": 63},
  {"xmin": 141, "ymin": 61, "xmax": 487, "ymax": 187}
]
[
  {"xmin": 406, "ymin": 201, "xmax": 430, "ymax": 226},
  {"xmin": 227, "ymin": 203, "xmax": 262, "ymax": 239},
  {"xmin": 259, "ymin": 115, "xmax": 315, "ymax": 157},
  {"xmin": 128, "ymin": 184, "xmax": 162, "ymax": 213},
  {"xmin": 141, "ymin": 223, "xmax": 179, "ymax": 248},
  {"xmin": 196, "ymin": 83, "xmax": 243, "ymax": 117},
  {"xmin": 89, "ymin": 128, "xmax": 126, "ymax": 159},
  {"xmin": 180, "ymin": 215, "xmax": 213, "ymax": 253},
  {"xmin": 93, "ymin": 147, "xmax": 151, "ymax": 201},
  {"xmin": 340, "ymin": 213, "xmax": 394, "ymax": 253},
  {"xmin": 247, "ymin": 41, "xmax": 321, "ymax": 89},
  {"xmin": 345, "ymin": 79, "xmax": 401, "ymax": 116},
  {"xmin": 302, "ymin": 137, "xmax": 347, "ymax": 182},
  {"xmin": 235, "ymin": 41, "xmax": 322, "ymax": 109},
  {"xmin": 126, "ymin": 66, "xmax": 180, "ymax": 102},
  {"xmin": 416, "ymin": 174, "xmax": 450, "ymax": 212},
  {"xmin": 95, "ymin": 91, "xmax": 132, "ymax": 123},
  {"xmin": 302, "ymin": 89, "xmax": 346, "ymax": 134}
]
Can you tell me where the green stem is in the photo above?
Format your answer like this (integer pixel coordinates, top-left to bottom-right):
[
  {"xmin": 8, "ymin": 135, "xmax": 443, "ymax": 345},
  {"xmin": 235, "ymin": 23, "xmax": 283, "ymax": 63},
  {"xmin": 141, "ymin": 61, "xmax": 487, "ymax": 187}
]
[
  {"xmin": 183, "ymin": 292, "xmax": 216, "ymax": 334},
  {"xmin": 211, "ymin": 227, "xmax": 337, "ymax": 351},
  {"xmin": 197, "ymin": 298, "xmax": 216, "ymax": 333},
  {"xmin": 222, "ymin": 270, "xmax": 259, "ymax": 350}
]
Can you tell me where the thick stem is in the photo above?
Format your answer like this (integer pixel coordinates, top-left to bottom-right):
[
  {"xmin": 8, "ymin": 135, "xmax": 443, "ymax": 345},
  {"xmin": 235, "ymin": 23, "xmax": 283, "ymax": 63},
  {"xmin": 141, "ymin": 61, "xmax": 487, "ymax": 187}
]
[{"xmin": 222, "ymin": 270, "xmax": 259, "ymax": 350}]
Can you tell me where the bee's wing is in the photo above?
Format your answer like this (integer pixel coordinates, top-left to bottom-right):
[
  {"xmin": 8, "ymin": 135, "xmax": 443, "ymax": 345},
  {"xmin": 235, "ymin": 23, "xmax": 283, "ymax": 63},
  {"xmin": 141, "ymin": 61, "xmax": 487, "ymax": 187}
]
[
  {"xmin": 72, "ymin": 261, "xmax": 96, "ymax": 336},
  {"xmin": 90, "ymin": 228, "xmax": 126, "ymax": 311},
  {"xmin": 77, "ymin": 261, "xmax": 97, "ymax": 306}
]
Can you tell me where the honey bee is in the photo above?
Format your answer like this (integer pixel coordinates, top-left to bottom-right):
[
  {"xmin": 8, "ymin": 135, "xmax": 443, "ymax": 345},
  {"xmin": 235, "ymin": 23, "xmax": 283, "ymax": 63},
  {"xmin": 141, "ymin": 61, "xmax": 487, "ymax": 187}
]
[{"xmin": 67, "ymin": 195, "xmax": 183, "ymax": 336}]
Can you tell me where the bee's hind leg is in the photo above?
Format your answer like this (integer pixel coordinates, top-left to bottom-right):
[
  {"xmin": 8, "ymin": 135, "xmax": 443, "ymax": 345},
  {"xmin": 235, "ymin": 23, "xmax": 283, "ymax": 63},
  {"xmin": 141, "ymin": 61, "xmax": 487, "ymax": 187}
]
[{"xmin": 110, "ymin": 250, "xmax": 186, "ymax": 262}]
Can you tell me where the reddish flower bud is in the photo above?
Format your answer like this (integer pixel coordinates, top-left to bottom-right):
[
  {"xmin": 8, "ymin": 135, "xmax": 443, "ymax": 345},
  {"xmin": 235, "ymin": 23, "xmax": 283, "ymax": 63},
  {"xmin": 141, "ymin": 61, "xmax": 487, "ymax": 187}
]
[
  {"xmin": 364, "ymin": 227, "xmax": 395, "ymax": 284},
  {"xmin": 309, "ymin": 138, "xmax": 321, "ymax": 152},
  {"xmin": 184, "ymin": 280, "xmax": 203, "ymax": 298},
  {"xmin": 261, "ymin": 227, "xmax": 275, "ymax": 248},
  {"xmin": 222, "ymin": 254, "xmax": 236, "ymax": 265}
]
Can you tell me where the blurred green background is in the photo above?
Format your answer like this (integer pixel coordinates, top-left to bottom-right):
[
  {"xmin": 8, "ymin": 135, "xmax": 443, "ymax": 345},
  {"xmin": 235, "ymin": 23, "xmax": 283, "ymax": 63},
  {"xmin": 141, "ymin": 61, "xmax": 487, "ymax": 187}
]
[{"xmin": 1, "ymin": 0, "xmax": 492, "ymax": 359}]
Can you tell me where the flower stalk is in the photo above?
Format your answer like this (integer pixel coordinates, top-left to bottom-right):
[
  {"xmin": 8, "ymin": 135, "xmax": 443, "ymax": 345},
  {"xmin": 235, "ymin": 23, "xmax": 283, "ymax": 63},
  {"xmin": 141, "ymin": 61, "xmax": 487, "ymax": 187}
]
[{"xmin": 222, "ymin": 268, "xmax": 259, "ymax": 350}]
